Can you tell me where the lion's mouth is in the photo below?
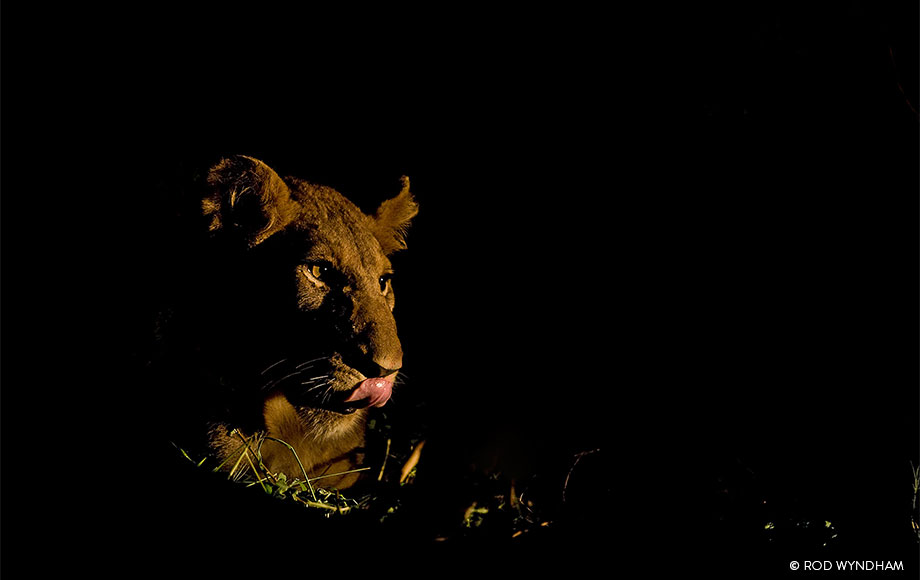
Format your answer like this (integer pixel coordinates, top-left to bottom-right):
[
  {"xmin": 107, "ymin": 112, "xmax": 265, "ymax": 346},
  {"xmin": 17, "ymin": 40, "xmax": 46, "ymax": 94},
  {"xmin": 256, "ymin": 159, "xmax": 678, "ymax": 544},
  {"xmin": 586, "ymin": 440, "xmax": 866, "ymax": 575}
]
[
  {"xmin": 343, "ymin": 377, "xmax": 393, "ymax": 409},
  {"xmin": 264, "ymin": 356, "xmax": 395, "ymax": 415},
  {"xmin": 282, "ymin": 375, "xmax": 393, "ymax": 415}
]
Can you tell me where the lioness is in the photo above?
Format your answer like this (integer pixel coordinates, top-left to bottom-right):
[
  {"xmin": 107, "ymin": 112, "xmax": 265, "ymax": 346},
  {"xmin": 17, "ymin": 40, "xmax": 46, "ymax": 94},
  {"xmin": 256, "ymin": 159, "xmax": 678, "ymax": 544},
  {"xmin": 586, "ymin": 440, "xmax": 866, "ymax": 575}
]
[{"xmin": 172, "ymin": 155, "xmax": 417, "ymax": 489}]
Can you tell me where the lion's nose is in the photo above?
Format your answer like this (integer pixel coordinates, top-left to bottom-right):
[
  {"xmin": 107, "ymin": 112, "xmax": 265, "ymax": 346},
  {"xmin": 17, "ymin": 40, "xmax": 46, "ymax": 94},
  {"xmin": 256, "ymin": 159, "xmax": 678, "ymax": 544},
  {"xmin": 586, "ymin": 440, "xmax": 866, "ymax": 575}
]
[
  {"xmin": 353, "ymin": 335, "xmax": 402, "ymax": 379},
  {"xmin": 373, "ymin": 362, "xmax": 401, "ymax": 379},
  {"xmin": 352, "ymin": 318, "xmax": 402, "ymax": 379},
  {"xmin": 354, "ymin": 359, "xmax": 401, "ymax": 380}
]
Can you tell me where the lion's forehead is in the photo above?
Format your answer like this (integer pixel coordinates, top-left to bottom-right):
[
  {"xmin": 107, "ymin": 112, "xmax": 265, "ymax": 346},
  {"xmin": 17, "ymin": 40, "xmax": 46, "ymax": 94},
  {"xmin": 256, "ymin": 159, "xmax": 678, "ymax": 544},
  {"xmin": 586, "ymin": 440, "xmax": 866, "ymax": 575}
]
[{"xmin": 293, "ymin": 197, "xmax": 389, "ymax": 280}]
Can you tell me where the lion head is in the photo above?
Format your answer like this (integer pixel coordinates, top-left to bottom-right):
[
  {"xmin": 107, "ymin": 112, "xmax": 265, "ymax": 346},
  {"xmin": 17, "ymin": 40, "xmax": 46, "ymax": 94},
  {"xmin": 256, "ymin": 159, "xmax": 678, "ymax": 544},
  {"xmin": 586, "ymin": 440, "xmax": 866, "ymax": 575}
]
[{"xmin": 194, "ymin": 155, "xmax": 417, "ymax": 487}]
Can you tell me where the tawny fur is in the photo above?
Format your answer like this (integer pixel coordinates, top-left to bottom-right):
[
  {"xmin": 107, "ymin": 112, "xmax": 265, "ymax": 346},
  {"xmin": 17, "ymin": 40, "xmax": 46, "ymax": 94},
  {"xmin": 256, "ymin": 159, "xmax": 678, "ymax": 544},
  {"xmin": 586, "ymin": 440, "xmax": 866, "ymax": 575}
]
[{"xmin": 201, "ymin": 155, "xmax": 417, "ymax": 489}]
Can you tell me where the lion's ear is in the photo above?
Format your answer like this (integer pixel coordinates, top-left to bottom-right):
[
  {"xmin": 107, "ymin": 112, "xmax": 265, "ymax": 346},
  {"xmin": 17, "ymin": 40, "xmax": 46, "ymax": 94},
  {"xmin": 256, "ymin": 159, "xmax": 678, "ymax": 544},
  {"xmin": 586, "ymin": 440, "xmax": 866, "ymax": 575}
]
[
  {"xmin": 202, "ymin": 155, "xmax": 300, "ymax": 247},
  {"xmin": 370, "ymin": 176, "xmax": 418, "ymax": 254}
]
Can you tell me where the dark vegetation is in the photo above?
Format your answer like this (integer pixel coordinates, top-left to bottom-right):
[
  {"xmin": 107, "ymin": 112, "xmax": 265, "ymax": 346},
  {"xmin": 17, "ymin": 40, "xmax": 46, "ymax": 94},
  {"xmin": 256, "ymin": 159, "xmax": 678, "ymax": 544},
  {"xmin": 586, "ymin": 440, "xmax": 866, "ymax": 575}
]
[{"xmin": 4, "ymin": 3, "xmax": 918, "ymax": 577}]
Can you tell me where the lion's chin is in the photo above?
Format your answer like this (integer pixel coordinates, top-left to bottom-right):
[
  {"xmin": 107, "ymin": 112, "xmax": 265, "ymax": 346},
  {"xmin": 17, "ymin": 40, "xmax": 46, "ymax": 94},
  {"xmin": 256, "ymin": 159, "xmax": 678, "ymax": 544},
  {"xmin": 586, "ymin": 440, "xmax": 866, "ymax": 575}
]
[
  {"xmin": 261, "ymin": 391, "xmax": 367, "ymax": 458},
  {"xmin": 283, "ymin": 402, "xmax": 368, "ymax": 442}
]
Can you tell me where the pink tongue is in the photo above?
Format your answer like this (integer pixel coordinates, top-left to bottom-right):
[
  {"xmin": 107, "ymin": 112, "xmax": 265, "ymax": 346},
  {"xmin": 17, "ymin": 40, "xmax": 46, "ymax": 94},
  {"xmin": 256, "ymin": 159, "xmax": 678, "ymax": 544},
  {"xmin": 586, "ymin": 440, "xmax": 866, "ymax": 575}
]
[{"xmin": 343, "ymin": 378, "xmax": 393, "ymax": 408}]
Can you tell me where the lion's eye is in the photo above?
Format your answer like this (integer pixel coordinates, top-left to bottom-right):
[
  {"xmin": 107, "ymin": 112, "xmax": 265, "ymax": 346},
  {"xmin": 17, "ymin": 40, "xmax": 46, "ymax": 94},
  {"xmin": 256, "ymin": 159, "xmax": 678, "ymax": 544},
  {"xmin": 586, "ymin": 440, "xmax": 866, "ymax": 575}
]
[
  {"xmin": 379, "ymin": 273, "xmax": 393, "ymax": 294},
  {"xmin": 304, "ymin": 262, "xmax": 335, "ymax": 285},
  {"xmin": 311, "ymin": 264, "xmax": 327, "ymax": 279}
]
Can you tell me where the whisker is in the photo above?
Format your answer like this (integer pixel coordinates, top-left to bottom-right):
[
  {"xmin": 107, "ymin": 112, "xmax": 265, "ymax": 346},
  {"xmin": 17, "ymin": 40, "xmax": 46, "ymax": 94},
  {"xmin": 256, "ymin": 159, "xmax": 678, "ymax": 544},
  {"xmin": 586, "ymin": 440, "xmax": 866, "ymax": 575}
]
[
  {"xmin": 276, "ymin": 370, "xmax": 306, "ymax": 384},
  {"xmin": 296, "ymin": 356, "xmax": 330, "ymax": 370},
  {"xmin": 300, "ymin": 376, "xmax": 332, "ymax": 392},
  {"xmin": 300, "ymin": 374, "xmax": 331, "ymax": 386},
  {"xmin": 260, "ymin": 358, "xmax": 289, "ymax": 376},
  {"xmin": 261, "ymin": 369, "xmax": 308, "ymax": 392}
]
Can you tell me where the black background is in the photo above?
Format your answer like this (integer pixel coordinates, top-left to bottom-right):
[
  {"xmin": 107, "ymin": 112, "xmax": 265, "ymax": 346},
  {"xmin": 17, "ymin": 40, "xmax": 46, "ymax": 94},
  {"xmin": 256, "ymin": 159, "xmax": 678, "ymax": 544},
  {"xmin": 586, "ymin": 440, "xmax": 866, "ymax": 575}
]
[{"xmin": 3, "ymin": 2, "xmax": 918, "ymax": 575}]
